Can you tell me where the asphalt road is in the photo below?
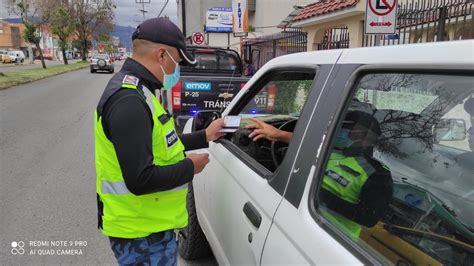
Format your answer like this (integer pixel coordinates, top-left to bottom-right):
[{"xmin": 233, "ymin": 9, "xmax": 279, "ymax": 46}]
[
  {"xmin": 0, "ymin": 59, "xmax": 81, "ymax": 73},
  {"xmin": 0, "ymin": 61, "xmax": 216, "ymax": 265}
]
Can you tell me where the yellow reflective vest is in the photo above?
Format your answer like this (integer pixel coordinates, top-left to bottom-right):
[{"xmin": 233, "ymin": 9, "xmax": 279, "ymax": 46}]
[{"xmin": 95, "ymin": 74, "xmax": 187, "ymax": 238}]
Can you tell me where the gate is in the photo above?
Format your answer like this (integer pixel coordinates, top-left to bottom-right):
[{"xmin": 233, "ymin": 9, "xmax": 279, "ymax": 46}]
[
  {"xmin": 243, "ymin": 28, "xmax": 307, "ymax": 69},
  {"xmin": 317, "ymin": 27, "xmax": 350, "ymax": 50},
  {"xmin": 363, "ymin": 0, "xmax": 473, "ymax": 46}
]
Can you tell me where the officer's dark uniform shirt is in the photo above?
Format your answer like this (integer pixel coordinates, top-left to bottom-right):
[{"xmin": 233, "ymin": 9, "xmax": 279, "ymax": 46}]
[{"xmin": 98, "ymin": 58, "xmax": 208, "ymax": 195}]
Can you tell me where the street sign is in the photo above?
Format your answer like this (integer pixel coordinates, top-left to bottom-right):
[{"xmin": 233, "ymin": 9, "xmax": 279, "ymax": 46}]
[
  {"xmin": 365, "ymin": 0, "xmax": 398, "ymax": 34},
  {"xmin": 192, "ymin": 32, "xmax": 205, "ymax": 45},
  {"xmin": 232, "ymin": 0, "xmax": 248, "ymax": 34}
]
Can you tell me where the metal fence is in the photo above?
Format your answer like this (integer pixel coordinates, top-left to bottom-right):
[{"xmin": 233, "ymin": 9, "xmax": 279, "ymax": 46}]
[
  {"xmin": 363, "ymin": 0, "xmax": 473, "ymax": 47},
  {"xmin": 243, "ymin": 28, "xmax": 307, "ymax": 69},
  {"xmin": 316, "ymin": 27, "xmax": 350, "ymax": 50}
]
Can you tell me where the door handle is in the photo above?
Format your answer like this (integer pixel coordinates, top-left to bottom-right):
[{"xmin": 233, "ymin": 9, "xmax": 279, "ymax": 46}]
[{"xmin": 243, "ymin": 202, "xmax": 262, "ymax": 229}]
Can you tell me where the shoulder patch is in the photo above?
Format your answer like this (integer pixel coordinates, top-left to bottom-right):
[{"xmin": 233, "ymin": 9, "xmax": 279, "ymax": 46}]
[
  {"xmin": 122, "ymin": 75, "xmax": 139, "ymax": 86},
  {"xmin": 165, "ymin": 129, "xmax": 179, "ymax": 149}
]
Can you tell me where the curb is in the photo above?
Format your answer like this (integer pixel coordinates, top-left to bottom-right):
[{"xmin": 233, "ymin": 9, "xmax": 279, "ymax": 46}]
[{"xmin": 0, "ymin": 64, "xmax": 89, "ymax": 90}]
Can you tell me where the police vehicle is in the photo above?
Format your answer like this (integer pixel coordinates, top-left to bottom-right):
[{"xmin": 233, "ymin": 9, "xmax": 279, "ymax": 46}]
[
  {"xmin": 164, "ymin": 46, "xmax": 249, "ymax": 133},
  {"xmin": 180, "ymin": 40, "xmax": 474, "ymax": 265}
]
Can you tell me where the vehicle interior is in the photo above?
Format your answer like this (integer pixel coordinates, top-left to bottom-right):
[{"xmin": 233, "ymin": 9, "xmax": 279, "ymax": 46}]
[{"xmin": 224, "ymin": 71, "xmax": 315, "ymax": 172}]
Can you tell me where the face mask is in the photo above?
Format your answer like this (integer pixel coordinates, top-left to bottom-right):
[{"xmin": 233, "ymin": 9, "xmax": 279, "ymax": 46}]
[
  {"xmin": 160, "ymin": 50, "xmax": 180, "ymax": 90},
  {"xmin": 334, "ymin": 128, "xmax": 353, "ymax": 149}
]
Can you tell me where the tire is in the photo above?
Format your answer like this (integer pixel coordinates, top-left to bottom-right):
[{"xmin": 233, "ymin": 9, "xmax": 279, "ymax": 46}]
[
  {"xmin": 110, "ymin": 68, "xmax": 114, "ymax": 73},
  {"xmin": 20, "ymin": 58, "xmax": 24, "ymax": 63},
  {"xmin": 90, "ymin": 68, "xmax": 95, "ymax": 73},
  {"xmin": 97, "ymin": 59, "xmax": 106, "ymax": 68},
  {"xmin": 178, "ymin": 183, "xmax": 212, "ymax": 260}
]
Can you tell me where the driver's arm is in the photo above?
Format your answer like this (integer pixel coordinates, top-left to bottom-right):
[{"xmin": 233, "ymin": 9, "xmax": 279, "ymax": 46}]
[{"xmin": 245, "ymin": 118, "xmax": 293, "ymax": 143}]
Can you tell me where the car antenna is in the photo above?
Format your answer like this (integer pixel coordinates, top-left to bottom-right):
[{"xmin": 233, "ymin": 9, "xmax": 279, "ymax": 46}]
[{"xmin": 220, "ymin": 56, "xmax": 237, "ymax": 114}]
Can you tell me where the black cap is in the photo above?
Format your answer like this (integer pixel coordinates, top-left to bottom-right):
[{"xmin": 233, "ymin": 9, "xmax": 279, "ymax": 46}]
[
  {"xmin": 132, "ymin": 17, "xmax": 197, "ymax": 66},
  {"xmin": 343, "ymin": 111, "xmax": 381, "ymax": 137}
]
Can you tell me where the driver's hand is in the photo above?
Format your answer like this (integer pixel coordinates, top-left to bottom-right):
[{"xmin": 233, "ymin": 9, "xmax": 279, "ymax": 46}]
[{"xmin": 245, "ymin": 118, "xmax": 283, "ymax": 142}]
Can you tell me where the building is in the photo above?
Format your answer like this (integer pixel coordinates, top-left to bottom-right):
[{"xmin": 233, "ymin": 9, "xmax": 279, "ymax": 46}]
[
  {"xmin": 176, "ymin": 0, "xmax": 314, "ymax": 52},
  {"xmin": 287, "ymin": 0, "xmax": 473, "ymax": 51},
  {"xmin": 0, "ymin": 18, "xmax": 28, "ymax": 53}
]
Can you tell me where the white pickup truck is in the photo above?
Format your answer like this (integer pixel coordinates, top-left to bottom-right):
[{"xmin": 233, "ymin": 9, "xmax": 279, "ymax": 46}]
[{"xmin": 180, "ymin": 40, "xmax": 474, "ymax": 265}]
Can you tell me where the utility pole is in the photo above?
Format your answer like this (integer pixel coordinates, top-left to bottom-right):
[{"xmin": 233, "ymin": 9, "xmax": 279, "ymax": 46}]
[
  {"xmin": 181, "ymin": 0, "xmax": 186, "ymax": 37},
  {"xmin": 136, "ymin": 0, "xmax": 150, "ymax": 21}
]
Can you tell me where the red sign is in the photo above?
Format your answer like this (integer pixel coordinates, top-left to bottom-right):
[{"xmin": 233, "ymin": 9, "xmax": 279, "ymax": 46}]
[
  {"xmin": 369, "ymin": 0, "xmax": 396, "ymax": 16},
  {"xmin": 365, "ymin": 0, "xmax": 398, "ymax": 34},
  {"xmin": 192, "ymin": 32, "xmax": 205, "ymax": 45},
  {"xmin": 369, "ymin": 21, "xmax": 393, "ymax": 27}
]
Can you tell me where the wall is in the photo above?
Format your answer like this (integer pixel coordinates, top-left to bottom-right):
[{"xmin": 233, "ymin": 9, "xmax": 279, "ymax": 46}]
[
  {"xmin": 251, "ymin": 0, "xmax": 314, "ymax": 37},
  {"xmin": 177, "ymin": 0, "xmax": 316, "ymax": 49},
  {"xmin": 0, "ymin": 21, "xmax": 27, "ymax": 49},
  {"xmin": 303, "ymin": 14, "xmax": 365, "ymax": 50}
]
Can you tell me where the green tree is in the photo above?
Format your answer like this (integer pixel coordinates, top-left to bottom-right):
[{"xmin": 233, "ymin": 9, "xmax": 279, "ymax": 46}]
[
  {"xmin": 50, "ymin": 6, "xmax": 76, "ymax": 65},
  {"xmin": 7, "ymin": 0, "xmax": 53, "ymax": 69},
  {"xmin": 70, "ymin": 0, "xmax": 115, "ymax": 61}
]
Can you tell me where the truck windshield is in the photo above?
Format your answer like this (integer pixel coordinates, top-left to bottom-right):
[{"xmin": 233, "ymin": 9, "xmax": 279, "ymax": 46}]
[{"xmin": 182, "ymin": 49, "xmax": 241, "ymax": 75}]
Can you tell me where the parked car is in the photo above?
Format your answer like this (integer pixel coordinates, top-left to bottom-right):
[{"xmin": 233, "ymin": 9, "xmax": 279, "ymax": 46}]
[
  {"xmin": 162, "ymin": 46, "xmax": 249, "ymax": 133},
  {"xmin": 90, "ymin": 54, "xmax": 114, "ymax": 73},
  {"xmin": 1, "ymin": 53, "xmax": 12, "ymax": 64},
  {"xmin": 7, "ymin": 50, "xmax": 25, "ymax": 63},
  {"xmin": 180, "ymin": 40, "xmax": 474, "ymax": 265}
]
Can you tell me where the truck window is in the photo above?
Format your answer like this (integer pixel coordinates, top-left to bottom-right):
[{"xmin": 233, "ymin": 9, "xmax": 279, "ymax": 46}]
[
  {"xmin": 181, "ymin": 49, "xmax": 242, "ymax": 75},
  {"xmin": 312, "ymin": 73, "xmax": 474, "ymax": 265}
]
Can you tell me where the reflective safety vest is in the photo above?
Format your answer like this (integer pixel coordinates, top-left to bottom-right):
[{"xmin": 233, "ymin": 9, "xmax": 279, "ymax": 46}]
[
  {"xmin": 95, "ymin": 74, "xmax": 187, "ymax": 238},
  {"xmin": 321, "ymin": 151, "xmax": 375, "ymax": 240}
]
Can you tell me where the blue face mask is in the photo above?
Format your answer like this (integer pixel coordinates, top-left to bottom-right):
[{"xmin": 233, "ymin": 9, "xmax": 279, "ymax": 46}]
[
  {"xmin": 160, "ymin": 50, "xmax": 180, "ymax": 90},
  {"xmin": 334, "ymin": 128, "xmax": 353, "ymax": 149}
]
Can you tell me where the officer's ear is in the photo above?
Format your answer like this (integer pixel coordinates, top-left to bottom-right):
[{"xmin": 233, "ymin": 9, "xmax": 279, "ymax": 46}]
[{"xmin": 155, "ymin": 47, "xmax": 167, "ymax": 64}]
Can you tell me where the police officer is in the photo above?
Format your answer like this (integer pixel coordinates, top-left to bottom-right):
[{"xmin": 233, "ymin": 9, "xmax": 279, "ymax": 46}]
[
  {"xmin": 95, "ymin": 18, "xmax": 224, "ymax": 265},
  {"xmin": 318, "ymin": 111, "xmax": 392, "ymax": 240},
  {"xmin": 246, "ymin": 110, "xmax": 393, "ymax": 239}
]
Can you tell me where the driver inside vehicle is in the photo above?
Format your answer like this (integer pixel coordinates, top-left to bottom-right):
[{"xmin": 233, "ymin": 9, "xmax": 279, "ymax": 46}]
[{"xmin": 245, "ymin": 109, "xmax": 393, "ymax": 240}]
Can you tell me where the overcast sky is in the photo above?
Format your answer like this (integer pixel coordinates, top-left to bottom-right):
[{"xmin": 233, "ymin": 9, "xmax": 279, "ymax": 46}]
[
  {"xmin": 0, "ymin": 0, "xmax": 179, "ymax": 28},
  {"xmin": 114, "ymin": 0, "xmax": 178, "ymax": 28}
]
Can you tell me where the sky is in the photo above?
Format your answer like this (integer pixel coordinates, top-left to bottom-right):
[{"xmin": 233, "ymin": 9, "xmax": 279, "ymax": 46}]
[
  {"xmin": 0, "ymin": 0, "xmax": 179, "ymax": 28},
  {"xmin": 114, "ymin": 0, "xmax": 179, "ymax": 28}
]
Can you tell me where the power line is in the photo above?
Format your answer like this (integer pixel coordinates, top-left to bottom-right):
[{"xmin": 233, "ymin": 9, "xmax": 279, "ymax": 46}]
[{"xmin": 158, "ymin": 0, "xmax": 169, "ymax": 17}]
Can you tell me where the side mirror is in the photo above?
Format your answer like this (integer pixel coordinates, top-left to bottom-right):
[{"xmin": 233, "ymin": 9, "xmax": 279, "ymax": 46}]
[
  {"xmin": 433, "ymin": 119, "xmax": 466, "ymax": 142},
  {"xmin": 192, "ymin": 110, "xmax": 221, "ymax": 132}
]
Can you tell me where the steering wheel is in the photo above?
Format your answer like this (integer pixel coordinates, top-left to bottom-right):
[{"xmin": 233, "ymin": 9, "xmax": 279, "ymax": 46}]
[{"xmin": 271, "ymin": 119, "xmax": 297, "ymax": 168}]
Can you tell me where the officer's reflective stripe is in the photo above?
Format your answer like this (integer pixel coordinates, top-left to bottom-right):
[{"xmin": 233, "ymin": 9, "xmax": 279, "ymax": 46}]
[
  {"xmin": 102, "ymin": 180, "xmax": 132, "ymax": 195},
  {"xmin": 141, "ymin": 86, "xmax": 156, "ymax": 114},
  {"xmin": 121, "ymin": 84, "xmax": 137, "ymax": 89},
  {"xmin": 167, "ymin": 183, "xmax": 188, "ymax": 192},
  {"xmin": 102, "ymin": 180, "xmax": 187, "ymax": 195},
  {"xmin": 355, "ymin": 157, "xmax": 376, "ymax": 176}
]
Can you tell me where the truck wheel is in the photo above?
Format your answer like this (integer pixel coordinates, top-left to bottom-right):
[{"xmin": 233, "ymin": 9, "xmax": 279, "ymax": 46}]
[{"xmin": 178, "ymin": 183, "xmax": 212, "ymax": 260}]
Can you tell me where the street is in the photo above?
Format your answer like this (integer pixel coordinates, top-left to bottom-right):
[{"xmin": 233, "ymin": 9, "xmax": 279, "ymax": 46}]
[
  {"xmin": 0, "ymin": 62, "xmax": 216, "ymax": 265},
  {"xmin": 0, "ymin": 59, "xmax": 81, "ymax": 73}
]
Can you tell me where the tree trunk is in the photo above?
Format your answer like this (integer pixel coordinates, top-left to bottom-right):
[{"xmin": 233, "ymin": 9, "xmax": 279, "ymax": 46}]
[
  {"xmin": 81, "ymin": 38, "xmax": 88, "ymax": 61},
  {"xmin": 35, "ymin": 41, "xmax": 46, "ymax": 69},
  {"xmin": 62, "ymin": 46, "xmax": 68, "ymax": 65},
  {"xmin": 27, "ymin": 43, "xmax": 34, "ymax": 64}
]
